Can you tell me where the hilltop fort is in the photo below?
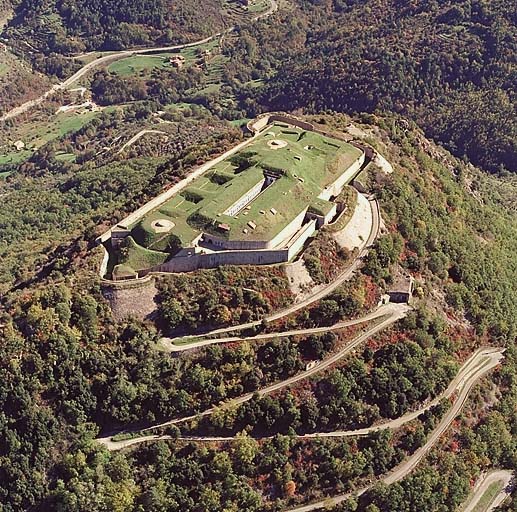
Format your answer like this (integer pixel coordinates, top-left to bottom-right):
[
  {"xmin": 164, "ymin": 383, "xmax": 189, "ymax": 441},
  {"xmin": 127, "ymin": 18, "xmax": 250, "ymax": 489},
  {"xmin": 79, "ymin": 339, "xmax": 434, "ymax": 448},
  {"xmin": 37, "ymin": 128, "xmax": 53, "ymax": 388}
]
[{"xmin": 101, "ymin": 115, "xmax": 368, "ymax": 279}]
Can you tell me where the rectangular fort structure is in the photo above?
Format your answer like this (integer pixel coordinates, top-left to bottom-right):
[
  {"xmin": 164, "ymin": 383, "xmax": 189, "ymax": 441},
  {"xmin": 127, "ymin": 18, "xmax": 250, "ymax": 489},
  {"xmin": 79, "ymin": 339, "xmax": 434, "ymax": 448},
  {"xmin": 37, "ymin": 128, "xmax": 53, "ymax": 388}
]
[{"xmin": 99, "ymin": 115, "xmax": 367, "ymax": 279}]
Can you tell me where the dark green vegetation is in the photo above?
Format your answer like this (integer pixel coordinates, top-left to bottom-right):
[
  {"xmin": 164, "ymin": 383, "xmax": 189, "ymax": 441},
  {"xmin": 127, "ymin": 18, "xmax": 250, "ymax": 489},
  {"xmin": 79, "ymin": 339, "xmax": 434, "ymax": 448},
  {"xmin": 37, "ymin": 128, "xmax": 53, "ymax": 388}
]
[
  {"xmin": 330, "ymin": 345, "xmax": 517, "ymax": 512},
  {"xmin": 193, "ymin": 332, "xmax": 457, "ymax": 437},
  {"xmin": 157, "ymin": 265, "xmax": 293, "ymax": 331},
  {"xmin": 3, "ymin": 0, "xmax": 228, "ymax": 54},
  {"xmin": 0, "ymin": 110, "xmax": 242, "ymax": 293},
  {"xmin": 0, "ymin": 112, "xmax": 515, "ymax": 510},
  {"xmin": 0, "ymin": 0, "xmax": 516, "ymax": 508},
  {"xmin": 231, "ymin": 0, "xmax": 516, "ymax": 175}
]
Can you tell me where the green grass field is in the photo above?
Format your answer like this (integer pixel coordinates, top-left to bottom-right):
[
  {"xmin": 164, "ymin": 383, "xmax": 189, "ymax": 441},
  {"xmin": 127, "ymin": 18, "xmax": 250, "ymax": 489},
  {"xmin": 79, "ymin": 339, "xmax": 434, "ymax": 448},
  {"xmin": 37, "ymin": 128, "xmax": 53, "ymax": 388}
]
[
  {"xmin": 108, "ymin": 39, "xmax": 221, "ymax": 77},
  {"xmin": 118, "ymin": 236, "xmax": 169, "ymax": 273},
  {"xmin": 118, "ymin": 123, "xmax": 362, "ymax": 272},
  {"xmin": 0, "ymin": 109, "xmax": 101, "ymax": 167},
  {"xmin": 108, "ymin": 54, "xmax": 171, "ymax": 76}
]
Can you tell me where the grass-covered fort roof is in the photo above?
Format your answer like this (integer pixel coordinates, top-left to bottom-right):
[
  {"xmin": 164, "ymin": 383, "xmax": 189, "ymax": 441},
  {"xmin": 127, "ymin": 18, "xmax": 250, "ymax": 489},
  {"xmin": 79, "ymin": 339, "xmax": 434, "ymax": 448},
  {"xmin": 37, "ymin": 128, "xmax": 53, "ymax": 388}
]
[{"xmin": 128, "ymin": 123, "xmax": 362, "ymax": 251}]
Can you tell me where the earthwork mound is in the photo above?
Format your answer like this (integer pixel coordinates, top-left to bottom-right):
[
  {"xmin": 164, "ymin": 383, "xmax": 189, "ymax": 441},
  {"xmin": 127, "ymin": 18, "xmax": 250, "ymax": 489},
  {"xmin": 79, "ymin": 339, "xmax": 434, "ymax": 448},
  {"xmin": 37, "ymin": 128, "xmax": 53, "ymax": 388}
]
[
  {"xmin": 151, "ymin": 219, "xmax": 175, "ymax": 233},
  {"xmin": 268, "ymin": 139, "xmax": 288, "ymax": 150}
]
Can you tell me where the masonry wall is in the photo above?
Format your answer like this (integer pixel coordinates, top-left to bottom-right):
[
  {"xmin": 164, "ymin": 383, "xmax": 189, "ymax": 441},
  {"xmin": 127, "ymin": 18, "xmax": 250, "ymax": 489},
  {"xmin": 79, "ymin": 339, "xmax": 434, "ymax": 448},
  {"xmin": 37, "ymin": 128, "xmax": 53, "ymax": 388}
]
[
  {"xmin": 287, "ymin": 219, "xmax": 317, "ymax": 260},
  {"xmin": 267, "ymin": 208, "xmax": 308, "ymax": 249},
  {"xmin": 203, "ymin": 207, "xmax": 308, "ymax": 251},
  {"xmin": 146, "ymin": 247, "xmax": 289, "ymax": 274},
  {"xmin": 223, "ymin": 178, "xmax": 265, "ymax": 217},
  {"xmin": 318, "ymin": 153, "xmax": 366, "ymax": 201},
  {"xmin": 202, "ymin": 235, "xmax": 269, "ymax": 250}
]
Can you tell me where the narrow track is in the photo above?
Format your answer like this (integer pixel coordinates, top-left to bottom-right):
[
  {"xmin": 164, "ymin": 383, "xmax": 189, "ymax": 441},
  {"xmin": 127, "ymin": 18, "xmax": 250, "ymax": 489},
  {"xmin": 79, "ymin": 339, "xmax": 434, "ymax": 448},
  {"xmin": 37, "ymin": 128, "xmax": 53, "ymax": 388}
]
[
  {"xmin": 117, "ymin": 129, "xmax": 168, "ymax": 154},
  {"xmin": 284, "ymin": 347, "xmax": 504, "ymax": 512},
  {"xmin": 97, "ymin": 305, "xmax": 409, "ymax": 451},
  {"xmin": 161, "ymin": 302, "xmax": 403, "ymax": 353},
  {"xmin": 0, "ymin": 0, "xmax": 278, "ymax": 121}
]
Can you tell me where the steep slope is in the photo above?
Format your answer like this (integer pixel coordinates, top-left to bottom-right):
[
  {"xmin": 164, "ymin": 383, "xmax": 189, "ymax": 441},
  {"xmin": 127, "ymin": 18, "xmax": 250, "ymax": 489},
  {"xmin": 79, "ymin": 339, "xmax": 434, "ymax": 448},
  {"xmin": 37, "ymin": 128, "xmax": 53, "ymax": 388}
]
[{"xmin": 230, "ymin": 0, "xmax": 516, "ymax": 174}]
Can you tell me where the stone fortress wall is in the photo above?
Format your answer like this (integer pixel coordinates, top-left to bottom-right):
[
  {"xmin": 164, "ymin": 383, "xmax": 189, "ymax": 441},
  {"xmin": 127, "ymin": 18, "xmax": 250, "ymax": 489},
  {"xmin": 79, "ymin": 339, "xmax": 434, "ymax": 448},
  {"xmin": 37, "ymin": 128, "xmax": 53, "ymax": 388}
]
[
  {"xmin": 99, "ymin": 113, "xmax": 373, "ymax": 280},
  {"xmin": 143, "ymin": 216, "xmax": 318, "ymax": 275}
]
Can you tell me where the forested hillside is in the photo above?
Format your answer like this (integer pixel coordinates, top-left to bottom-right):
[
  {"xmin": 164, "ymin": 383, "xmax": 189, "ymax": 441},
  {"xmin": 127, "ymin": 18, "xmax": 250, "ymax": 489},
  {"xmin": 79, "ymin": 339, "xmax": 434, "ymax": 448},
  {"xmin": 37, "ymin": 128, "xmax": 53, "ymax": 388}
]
[
  {"xmin": 2, "ymin": 0, "xmax": 227, "ymax": 54},
  {"xmin": 226, "ymin": 0, "xmax": 516, "ymax": 175},
  {"xmin": 0, "ymin": 113, "xmax": 515, "ymax": 511},
  {"xmin": 0, "ymin": 0, "xmax": 516, "ymax": 509}
]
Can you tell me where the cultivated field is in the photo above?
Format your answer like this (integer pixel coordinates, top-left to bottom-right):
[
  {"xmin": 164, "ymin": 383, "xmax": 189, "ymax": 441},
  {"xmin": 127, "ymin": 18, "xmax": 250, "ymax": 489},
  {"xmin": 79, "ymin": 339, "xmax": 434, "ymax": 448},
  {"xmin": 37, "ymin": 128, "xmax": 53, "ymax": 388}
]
[{"xmin": 0, "ymin": 109, "xmax": 101, "ymax": 166}]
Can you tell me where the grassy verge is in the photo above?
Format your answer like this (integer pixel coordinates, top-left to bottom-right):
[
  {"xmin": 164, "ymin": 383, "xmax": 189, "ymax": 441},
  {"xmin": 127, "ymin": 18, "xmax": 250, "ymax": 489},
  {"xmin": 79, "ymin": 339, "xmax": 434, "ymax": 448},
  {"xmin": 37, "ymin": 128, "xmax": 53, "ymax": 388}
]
[
  {"xmin": 469, "ymin": 480, "xmax": 505, "ymax": 512},
  {"xmin": 325, "ymin": 186, "xmax": 358, "ymax": 233}
]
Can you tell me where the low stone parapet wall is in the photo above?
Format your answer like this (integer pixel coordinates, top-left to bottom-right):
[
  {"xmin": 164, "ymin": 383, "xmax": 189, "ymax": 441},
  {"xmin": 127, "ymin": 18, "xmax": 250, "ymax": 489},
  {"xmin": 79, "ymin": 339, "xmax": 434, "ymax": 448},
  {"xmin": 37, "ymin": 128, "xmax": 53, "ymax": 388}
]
[
  {"xmin": 144, "ymin": 247, "xmax": 289, "ymax": 274},
  {"xmin": 318, "ymin": 153, "xmax": 366, "ymax": 201},
  {"xmin": 287, "ymin": 219, "xmax": 317, "ymax": 260}
]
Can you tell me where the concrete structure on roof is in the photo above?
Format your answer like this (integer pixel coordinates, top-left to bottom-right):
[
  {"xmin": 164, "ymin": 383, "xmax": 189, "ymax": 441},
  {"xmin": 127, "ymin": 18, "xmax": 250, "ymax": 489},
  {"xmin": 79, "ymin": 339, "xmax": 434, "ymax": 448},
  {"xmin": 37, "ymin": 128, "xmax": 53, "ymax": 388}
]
[{"xmin": 101, "ymin": 115, "xmax": 370, "ymax": 280}]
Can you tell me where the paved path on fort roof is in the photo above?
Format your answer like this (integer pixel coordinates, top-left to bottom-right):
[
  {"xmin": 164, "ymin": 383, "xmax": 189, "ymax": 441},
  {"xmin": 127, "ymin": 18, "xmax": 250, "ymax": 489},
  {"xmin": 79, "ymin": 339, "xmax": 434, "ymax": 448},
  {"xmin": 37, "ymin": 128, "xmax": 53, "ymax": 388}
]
[
  {"xmin": 160, "ymin": 195, "xmax": 380, "ymax": 346},
  {"xmin": 97, "ymin": 304, "xmax": 410, "ymax": 451},
  {"xmin": 0, "ymin": 0, "xmax": 278, "ymax": 122},
  {"xmin": 461, "ymin": 469, "xmax": 514, "ymax": 512}
]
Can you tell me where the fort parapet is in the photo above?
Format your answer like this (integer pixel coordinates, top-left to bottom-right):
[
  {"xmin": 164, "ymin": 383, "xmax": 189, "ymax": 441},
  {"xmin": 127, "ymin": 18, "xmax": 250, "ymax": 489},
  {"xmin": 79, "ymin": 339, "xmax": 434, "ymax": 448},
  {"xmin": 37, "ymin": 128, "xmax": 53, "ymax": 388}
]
[{"xmin": 98, "ymin": 113, "xmax": 373, "ymax": 281}]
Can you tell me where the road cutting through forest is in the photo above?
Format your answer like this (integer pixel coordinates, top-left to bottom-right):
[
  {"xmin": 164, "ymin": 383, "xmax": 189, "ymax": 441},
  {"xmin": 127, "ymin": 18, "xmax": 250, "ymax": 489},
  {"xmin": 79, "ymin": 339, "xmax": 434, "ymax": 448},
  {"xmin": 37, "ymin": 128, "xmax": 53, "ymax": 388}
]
[
  {"xmin": 0, "ymin": 0, "xmax": 278, "ymax": 122},
  {"xmin": 284, "ymin": 347, "xmax": 505, "ymax": 512},
  {"xmin": 97, "ymin": 304, "xmax": 410, "ymax": 451},
  {"xmin": 160, "ymin": 196, "xmax": 381, "ymax": 347}
]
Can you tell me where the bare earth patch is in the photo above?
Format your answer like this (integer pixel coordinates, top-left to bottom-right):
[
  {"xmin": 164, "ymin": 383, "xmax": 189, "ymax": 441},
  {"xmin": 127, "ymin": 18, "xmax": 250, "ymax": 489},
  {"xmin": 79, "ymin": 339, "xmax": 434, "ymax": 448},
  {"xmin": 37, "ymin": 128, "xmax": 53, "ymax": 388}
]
[
  {"xmin": 333, "ymin": 193, "xmax": 373, "ymax": 251},
  {"xmin": 267, "ymin": 139, "xmax": 288, "ymax": 150},
  {"xmin": 284, "ymin": 259, "xmax": 316, "ymax": 301}
]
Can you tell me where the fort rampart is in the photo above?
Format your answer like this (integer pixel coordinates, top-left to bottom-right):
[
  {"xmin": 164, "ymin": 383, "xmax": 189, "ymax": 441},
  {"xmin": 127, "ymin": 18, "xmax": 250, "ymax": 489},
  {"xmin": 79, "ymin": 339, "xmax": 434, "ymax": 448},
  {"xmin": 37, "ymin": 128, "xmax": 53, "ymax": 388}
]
[{"xmin": 99, "ymin": 113, "xmax": 373, "ymax": 281}]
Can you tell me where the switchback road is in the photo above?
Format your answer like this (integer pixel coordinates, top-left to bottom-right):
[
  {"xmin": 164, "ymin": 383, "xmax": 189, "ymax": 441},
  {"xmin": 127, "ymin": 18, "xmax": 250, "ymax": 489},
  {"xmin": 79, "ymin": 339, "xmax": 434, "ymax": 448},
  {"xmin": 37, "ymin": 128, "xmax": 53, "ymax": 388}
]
[
  {"xmin": 461, "ymin": 469, "xmax": 513, "ymax": 512},
  {"xmin": 159, "ymin": 302, "xmax": 402, "ymax": 353},
  {"xmin": 97, "ymin": 303, "xmax": 409, "ymax": 451},
  {"xmin": 164, "ymin": 347, "xmax": 504, "ymax": 443},
  {"xmin": 284, "ymin": 347, "xmax": 504, "ymax": 512},
  {"xmin": 160, "ymin": 196, "xmax": 381, "ymax": 346}
]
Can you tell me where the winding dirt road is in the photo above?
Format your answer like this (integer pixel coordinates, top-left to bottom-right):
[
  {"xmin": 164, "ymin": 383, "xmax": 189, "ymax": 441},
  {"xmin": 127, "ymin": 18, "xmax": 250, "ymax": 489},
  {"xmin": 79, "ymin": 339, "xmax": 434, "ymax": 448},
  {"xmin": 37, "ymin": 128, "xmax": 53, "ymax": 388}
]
[
  {"xmin": 160, "ymin": 301, "xmax": 400, "ymax": 353},
  {"xmin": 155, "ymin": 347, "xmax": 504, "ymax": 443},
  {"xmin": 161, "ymin": 196, "xmax": 381, "ymax": 346},
  {"xmin": 284, "ymin": 347, "xmax": 505, "ymax": 512},
  {"xmin": 0, "ymin": 0, "xmax": 278, "ymax": 122},
  {"xmin": 117, "ymin": 129, "xmax": 168, "ymax": 154},
  {"xmin": 97, "ymin": 303, "xmax": 409, "ymax": 451},
  {"xmin": 461, "ymin": 470, "xmax": 514, "ymax": 512}
]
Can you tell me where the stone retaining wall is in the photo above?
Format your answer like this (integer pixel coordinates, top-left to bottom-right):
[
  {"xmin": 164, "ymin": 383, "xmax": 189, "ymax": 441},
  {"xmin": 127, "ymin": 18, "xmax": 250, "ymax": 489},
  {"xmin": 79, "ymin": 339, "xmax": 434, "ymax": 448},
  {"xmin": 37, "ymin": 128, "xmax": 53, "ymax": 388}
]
[{"xmin": 144, "ymin": 247, "xmax": 289, "ymax": 274}]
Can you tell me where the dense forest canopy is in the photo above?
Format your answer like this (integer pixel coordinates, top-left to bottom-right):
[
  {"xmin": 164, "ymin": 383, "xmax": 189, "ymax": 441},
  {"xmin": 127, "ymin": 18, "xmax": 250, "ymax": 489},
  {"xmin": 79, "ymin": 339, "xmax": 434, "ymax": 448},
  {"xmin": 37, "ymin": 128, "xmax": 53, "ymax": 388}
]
[
  {"xmin": 0, "ymin": 0, "xmax": 516, "ymax": 510},
  {"xmin": 225, "ymin": 0, "xmax": 517, "ymax": 174},
  {"xmin": 2, "ymin": 0, "xmax": 227, "ymax": 53},
  {"xmin": 0, "ymin": 110, "xmax": 516, "ymax": 511}
]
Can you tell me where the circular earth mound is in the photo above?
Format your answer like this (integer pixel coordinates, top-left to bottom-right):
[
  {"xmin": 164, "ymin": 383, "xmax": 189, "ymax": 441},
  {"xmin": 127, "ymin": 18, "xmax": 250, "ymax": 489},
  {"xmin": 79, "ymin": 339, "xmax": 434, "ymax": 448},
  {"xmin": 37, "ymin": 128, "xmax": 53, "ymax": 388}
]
[
  {"xmin": 151, "ymin": 219, "xmax": 175, "ymax": 233},
  {"xmin": 268, "ymin": 139, "xmax": 288, "ymax": 150}
]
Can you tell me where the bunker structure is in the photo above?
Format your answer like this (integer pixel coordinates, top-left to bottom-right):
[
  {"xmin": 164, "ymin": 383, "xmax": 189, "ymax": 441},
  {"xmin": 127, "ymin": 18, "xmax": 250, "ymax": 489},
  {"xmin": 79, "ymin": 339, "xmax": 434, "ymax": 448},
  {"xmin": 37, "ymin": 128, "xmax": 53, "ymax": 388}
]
[{"xmin": 101, "ymin": 116, "xmax": 367, "ymax": 280}]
